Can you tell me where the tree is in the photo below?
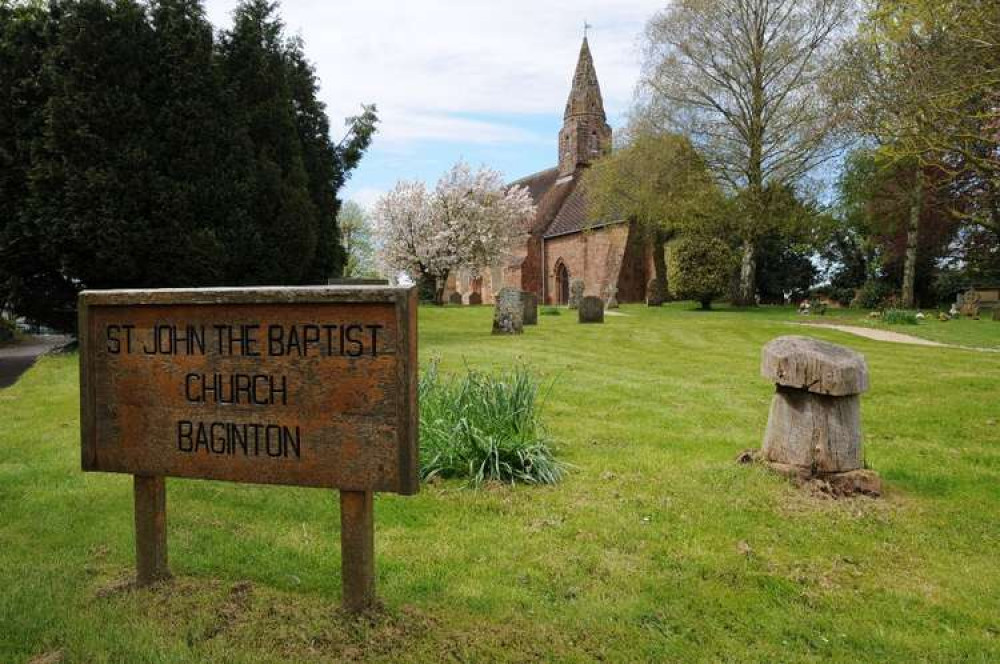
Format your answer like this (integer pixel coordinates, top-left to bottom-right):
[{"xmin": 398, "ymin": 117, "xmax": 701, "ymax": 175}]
[
  {"xmin": 583, "ymin": 130, "xmax": 721, "ymax": 304},
  {"xmin": 373, "ymin": 162, "xmax": 535, "ymax": 304},
  {"xmin": 638, "ymin": 0, "xmax": 852, "ymax": 306},
  {"xmin": 337, "ymin": 201, "xmax": 377, "ymax": 278},
  {"xmin": 669, "ymin": 234, "xmax": 737, "ymax": 310},
  {"xmin": 844, "ymin": 0, "xmax": 1000, "ymax": 306}
]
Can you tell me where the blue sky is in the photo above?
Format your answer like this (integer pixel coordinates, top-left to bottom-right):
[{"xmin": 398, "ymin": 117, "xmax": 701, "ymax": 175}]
[{"xmin": 203, "ymin": 0, "xmax": 666, "ymax": 209}]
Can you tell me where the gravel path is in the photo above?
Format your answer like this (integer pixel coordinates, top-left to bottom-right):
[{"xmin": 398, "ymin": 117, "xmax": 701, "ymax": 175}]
[
  {"xmin": 799, "ymin": 323, "xmax": 997, "ymax": 352},
  {"xmin": 0, "ymin": 335, "xmax": 71, "ymax": 388}
]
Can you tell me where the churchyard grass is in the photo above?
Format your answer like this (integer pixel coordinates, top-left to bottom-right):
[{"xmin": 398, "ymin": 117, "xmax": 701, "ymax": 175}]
[{"xmin": 1, "ymin": 303, "xmax": 998, "ymax": 662}]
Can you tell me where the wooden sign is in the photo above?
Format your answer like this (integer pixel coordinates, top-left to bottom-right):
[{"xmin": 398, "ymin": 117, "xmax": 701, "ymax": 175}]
[{"xmin": 79, "ymin": 286, "xmax": 419, "ymax": 610}]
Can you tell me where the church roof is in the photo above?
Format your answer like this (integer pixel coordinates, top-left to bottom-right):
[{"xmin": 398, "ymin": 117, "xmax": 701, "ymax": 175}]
[
  {"xmin": 510, "ymin": 167, "xmax": 560, "ymax": 207},
  {"xmin": 543, "ymin": 179, "xmax": 621, "ymax": 238}
]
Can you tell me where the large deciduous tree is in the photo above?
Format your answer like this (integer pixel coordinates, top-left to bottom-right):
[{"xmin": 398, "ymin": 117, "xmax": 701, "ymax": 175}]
[
  {"xmin": 337, "ymin": 201, "xmax": 378, "ymax": 278},
  {"xmin": 845, "ymin": 0, "xmax": 1000, "ymax": 307},
  {"xmin": 638, "ymin": 0, "xmax": 852, "ymax": 306},
  {"xmin": 373, "ymin": 162, "xmax": 535, "ymax": 304}
]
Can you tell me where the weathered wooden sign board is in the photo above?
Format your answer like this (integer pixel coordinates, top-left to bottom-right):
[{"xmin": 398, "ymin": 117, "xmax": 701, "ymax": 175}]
[{"xmin": 79, "ymin": 286, "xmax": 418, "ymax": 611}]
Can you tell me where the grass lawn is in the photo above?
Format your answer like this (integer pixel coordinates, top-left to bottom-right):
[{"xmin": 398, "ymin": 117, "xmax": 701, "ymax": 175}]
[
  {"xmin": 795, "ymin": 306, "xmax": 1000, "ymax": 350},
  {"xmin": 2, "ymin": 303, "xmax": 999, "ymax": 662}
]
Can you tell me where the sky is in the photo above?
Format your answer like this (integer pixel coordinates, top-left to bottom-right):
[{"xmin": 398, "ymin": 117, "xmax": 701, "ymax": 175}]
[{"xmin": 202, "ymin": 0, "xmax": 667, "ymax": 210}]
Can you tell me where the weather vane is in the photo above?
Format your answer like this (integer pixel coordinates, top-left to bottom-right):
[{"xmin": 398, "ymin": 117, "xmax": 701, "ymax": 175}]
[{"xmin": 584, "ymin": 20, "xmax": 592, "ymax": 39}]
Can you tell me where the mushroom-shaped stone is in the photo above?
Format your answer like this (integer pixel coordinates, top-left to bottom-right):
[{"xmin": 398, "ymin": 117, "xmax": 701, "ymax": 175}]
[
  {"xmin": 761, "ymin": 336, "xmax": 868, "ymax": 396},
  {"xmin": 760, "ymin": 336, "xmax": 870, "ymax": 474}
]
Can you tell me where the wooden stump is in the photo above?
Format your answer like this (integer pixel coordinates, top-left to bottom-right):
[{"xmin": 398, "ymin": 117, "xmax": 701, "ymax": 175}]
[{"xmin": 759, "ymin": 336, "xmax": 878, "ymax": 494}]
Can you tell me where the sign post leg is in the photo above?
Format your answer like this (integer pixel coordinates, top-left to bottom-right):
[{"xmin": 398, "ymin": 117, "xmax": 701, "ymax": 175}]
[
  {"xmin": 339, "ymin": 490, "xmax": 374, "ymax": 612},
  {"xmin": 134, "ymin": 474, "xmax": 169, "ymax": 586}
]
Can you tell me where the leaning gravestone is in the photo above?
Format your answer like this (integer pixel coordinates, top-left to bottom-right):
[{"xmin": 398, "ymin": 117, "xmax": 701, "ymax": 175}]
[
  {"xmin": 448, "ymin": 292, "xmax": 463, "ymax": 305},
  {"xmin": 568, "ymin": 279, "xmax": 585, "ymax": 309},
  {"xmin": 578, "ymin": 296, "xmax": 604, "ymax": 324},
  {"xmin": 492, "ymin": 288, "xmax": 524, "ymax": 335},
  {"xmin": 522, "ymin": 291, "xmax": 538, "ymax": 325},
  {"xmin": 759, "ymin": 336, "xmax": 880, "ymax": 496},
  {"xmin": 468, "ymin": 292, "xmax": 482, "ymax": 306}
]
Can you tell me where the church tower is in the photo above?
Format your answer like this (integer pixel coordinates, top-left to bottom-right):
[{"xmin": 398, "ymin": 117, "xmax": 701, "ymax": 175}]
[{"xmin": 558, "ymin": 36, "xmax": 612, "ymax": 177}]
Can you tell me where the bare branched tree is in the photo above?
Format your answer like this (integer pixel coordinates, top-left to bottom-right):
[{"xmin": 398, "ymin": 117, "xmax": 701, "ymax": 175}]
[{"xmin": 638, "ymin": 0, "xmax": 853, "ymax": 305}]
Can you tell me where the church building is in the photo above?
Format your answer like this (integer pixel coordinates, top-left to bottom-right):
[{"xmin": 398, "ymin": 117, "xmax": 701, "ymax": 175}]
[{"xmin": 447, "ymin": 37, "xmax": 655, "ymax": 305}]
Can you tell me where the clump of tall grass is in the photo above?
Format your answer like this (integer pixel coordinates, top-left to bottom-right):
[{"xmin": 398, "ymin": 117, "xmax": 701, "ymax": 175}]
[
  {"xmin": 884, "ymin": 309, "xmax": 919, "ymax": 325},
  {"xmin": 419, "ymin": 361, "xmax": 565, "ymax": 486}
]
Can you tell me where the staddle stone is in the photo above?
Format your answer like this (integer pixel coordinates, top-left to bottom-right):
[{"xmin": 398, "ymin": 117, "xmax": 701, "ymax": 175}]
[
  {"xmin": 522, "ymin": 291, "xmax": 538, "ymax": 325},
  {"xmin": 492, "ymin": 288, "xmax": 524, "ymax": 335},
  {"xmin": 761, "ymin": 336, "xmax": 869, "ymax": 397},
  {"xmin": 578, "ymin": 296, "xmax": 604, "ymax": 324}
]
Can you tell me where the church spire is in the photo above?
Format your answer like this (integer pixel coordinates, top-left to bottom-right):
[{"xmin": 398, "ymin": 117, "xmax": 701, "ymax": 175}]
[
  {"xmin": 559, "ymin": 36, "xmax": 612, "ymax": 176},
  {"xmin": 564, "ymin": 36, "xmax": 606, "ymax": 122}
]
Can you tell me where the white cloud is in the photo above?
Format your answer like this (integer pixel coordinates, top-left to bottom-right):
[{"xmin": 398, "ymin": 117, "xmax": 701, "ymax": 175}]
[
  {"xmin": 346, "ymin": 186, "xmax": 386, "ymax": 211},
  {"xmin": 203, "ymin": 0, "xmax": 664, "ymax": 144}
]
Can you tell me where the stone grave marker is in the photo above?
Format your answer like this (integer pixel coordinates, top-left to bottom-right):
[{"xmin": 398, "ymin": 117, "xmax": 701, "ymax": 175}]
[
  {"xmin": 759, "ymin": 335, "xmax": 880, "ymax": 496},
  {"xmin": 79, "ymin": 286, "xmax": 419, "ymax": 611},
  {"xmin": 568, "ymin": 279, "xmax": 585, "ymax": 309},
  {"xmin": 522, "ymin": 291, "xmax": 538, "ymax": 325},
  {"xmin": 448, "ymin": 292, "xmax": 463, "ymax": 305},
  {"xmin": 578, "ymin": 296, "xmax": 604, "ymax": 324},
  {"xmin": 492, "ymin": 288, "xmax": 524, "ymax": 335},
  {"xmin": 605, "ymin": 285, "xmax": 619, "ymax": 309},
  {"xmin": 468, "ymin": 292, "xmax": 482, "ymax": 306}
]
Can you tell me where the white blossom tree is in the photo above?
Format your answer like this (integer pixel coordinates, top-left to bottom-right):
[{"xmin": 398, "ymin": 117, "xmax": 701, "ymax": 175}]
[{"xmin": 373, "ymin": 161, "xmax": 535, "ymax": 303}]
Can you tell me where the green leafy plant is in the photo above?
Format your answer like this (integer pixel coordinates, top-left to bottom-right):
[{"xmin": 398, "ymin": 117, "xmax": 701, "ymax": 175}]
[
  {"xmin": 884, "ymin": 309, "xmax": 919, "ymax": 325},
  {"xmin": 419, "ymin": 361, "xmax": 565, "ymax": 486}
]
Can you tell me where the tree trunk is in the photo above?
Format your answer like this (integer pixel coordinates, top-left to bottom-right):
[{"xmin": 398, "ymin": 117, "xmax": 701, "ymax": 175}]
[
  {"xmin": 433, "ymin": 269, "xmax": 449, "ymax": 306},
  {"xmin": 901, "ymin": 166, "xmax": 921, "ymax": 309},
  {"xmin": 734, "ymin": 240, "xmax": 757, "ymax": 307},
  {"xmin": 647, "ymin": 230, "xmax": 668, "ymax": 306}
]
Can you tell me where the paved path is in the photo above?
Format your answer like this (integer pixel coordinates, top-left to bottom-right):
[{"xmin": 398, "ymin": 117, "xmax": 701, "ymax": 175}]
[
  {"xmin": 0, "ymin": 335, "xmax": 71, "ymax": 388},
  {"xmin": 799, "ymin": 323, "xmax": 998, "ymax": 353}
]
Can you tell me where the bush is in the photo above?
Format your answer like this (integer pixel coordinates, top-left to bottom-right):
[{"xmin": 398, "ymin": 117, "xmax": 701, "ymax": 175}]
[
  {"xmin": 540, "ymin": 307, "xmax": 561, "ymax": 316},
  {"xmin": 0, "ymin": 318, "xmax": 14, "ymax": 344},
  {"xmin": 884, "ymin": 309, "xmax": 919, "ymax": 325},
  {"xmin": 419, "ymin": 362, "xmax": 565, "ymax": 486},
  {"xmin": 852, "ymin": 280, "xmax": 894, "ymax": 310},
  {"xmin": 669, "ymin": 235, "xmax": 737, "ymax": 309}
]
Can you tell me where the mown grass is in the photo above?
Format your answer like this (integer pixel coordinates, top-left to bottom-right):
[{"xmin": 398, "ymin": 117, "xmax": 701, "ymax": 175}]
[
  {"xmin": 798, "ymin": 306, "xmax": 1000, "ymax": 349},
  {"xmin": 1, "ymin": 302, "xmax": 998, "ymax": 662}
]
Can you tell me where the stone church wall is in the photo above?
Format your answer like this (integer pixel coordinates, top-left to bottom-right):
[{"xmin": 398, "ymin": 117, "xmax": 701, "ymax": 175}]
[{"xmin": 543, "ymin": 224, "xmax": 630, "ymax": 305}]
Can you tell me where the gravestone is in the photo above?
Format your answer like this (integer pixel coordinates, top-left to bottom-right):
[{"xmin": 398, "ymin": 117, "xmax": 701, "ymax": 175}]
[
  {"xmin": 960, "ymin": 288, "xmax": 981, "ymax": 317},
  {"xmin": 605, "ymin": 285, "xmax": 619, "ymax": 309},
  {"xmin": 468, "ymin": 292, "xmax": 482, "ymax": 306},
  {"xmin": 578, "ymin": 296, "xmax": 604, "ymax": 324},
  {"xmin": 994, "ymin": 308, "xmax": 1000, "ymax": 322},
  {"xmin": 448, "ymin": 292, "xmax": 463, "ymax": 305},
  {"xmin": 759, "ymin": 336, "xmax": 880, "ymax": 496},
  {"xmin": 646, "ymin": 278, "xmax": 665, "ymax": 306},
  {"xmin": 79, "ymin": 286, "xmax": 419, "ymax": 611},
  {"xmin": 522, "ymin": 291, "xmax": 538, "ymax": 325},
  {"xmin": 568, "ymin": 279, "xmax": 585, "ymax": 309},
  {"xmin": 492, "ymin": 288, "xmax": 524, "ymax": 335}
]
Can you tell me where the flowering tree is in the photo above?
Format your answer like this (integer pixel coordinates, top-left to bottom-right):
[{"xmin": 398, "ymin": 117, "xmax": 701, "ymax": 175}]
[{"xmin": 373, "ymin": 162, "xmax": 535, "ymax": 303}]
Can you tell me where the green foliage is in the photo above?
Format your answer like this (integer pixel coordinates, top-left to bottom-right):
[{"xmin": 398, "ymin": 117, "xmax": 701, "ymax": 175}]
[
  {"xmin": 418, "ymin": 361, "xmax": 565, "ymax": 486},
  {"xmin": 669, "ymin": 235, "xmax": 737, "ymax": 310},
  {"xmin": 852, "ymin": 280, "xmax": 894, "ymax": 310},
  {"xmin": 0, "ymin": 0, "xmax": 377, "ymax": 331},
  {"xmin": 884, "ymin": 309, "xmax": 918, "ymax": 325},
  {"xmin": 337, "ymin": 201, "xmax": 378, "ymax": 278},
  {"xmin": 540, "ymin": 307, "xmax": 561, "ymax": 316}
]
